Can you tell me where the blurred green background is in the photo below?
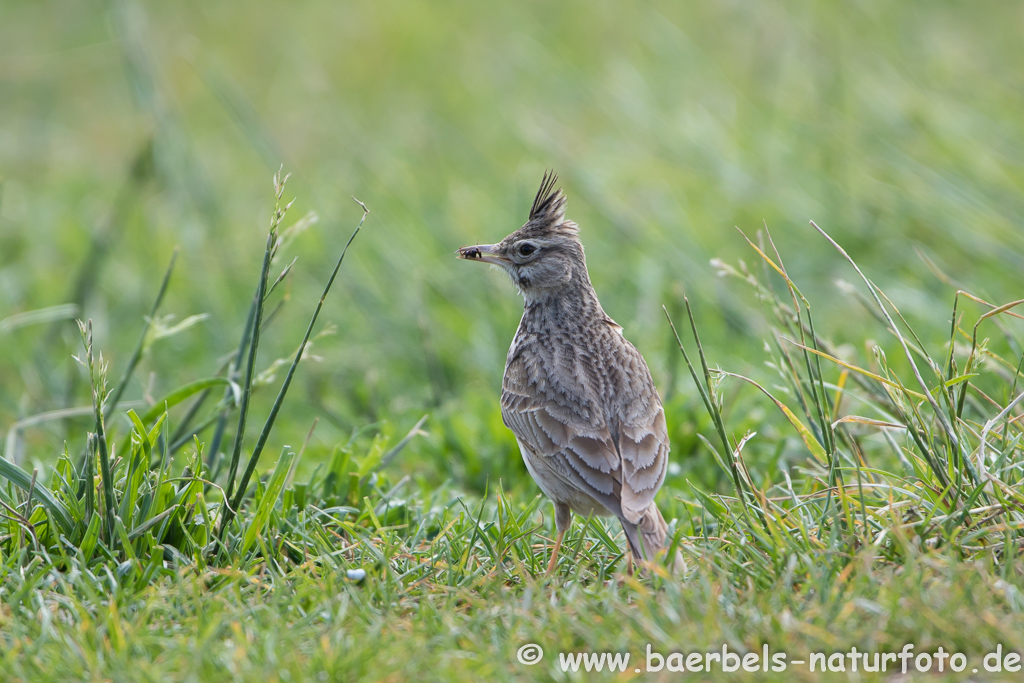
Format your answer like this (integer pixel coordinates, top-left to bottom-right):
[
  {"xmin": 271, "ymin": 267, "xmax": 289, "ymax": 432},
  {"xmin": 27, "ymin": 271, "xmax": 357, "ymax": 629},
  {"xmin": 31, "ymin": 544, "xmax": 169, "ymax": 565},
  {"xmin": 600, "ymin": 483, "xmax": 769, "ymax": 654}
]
[{"xmin": 2, "ymin": 0, "xmax": 1023, "ymax": 497}]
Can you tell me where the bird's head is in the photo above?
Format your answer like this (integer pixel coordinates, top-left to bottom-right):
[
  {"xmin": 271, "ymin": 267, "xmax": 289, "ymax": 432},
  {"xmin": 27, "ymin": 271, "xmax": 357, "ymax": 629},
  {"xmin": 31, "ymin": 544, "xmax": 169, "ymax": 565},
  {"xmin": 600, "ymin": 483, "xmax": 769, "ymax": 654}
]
[{"xmin": 456, "ymin": 171, "xmax": 586, "ymax": 301}]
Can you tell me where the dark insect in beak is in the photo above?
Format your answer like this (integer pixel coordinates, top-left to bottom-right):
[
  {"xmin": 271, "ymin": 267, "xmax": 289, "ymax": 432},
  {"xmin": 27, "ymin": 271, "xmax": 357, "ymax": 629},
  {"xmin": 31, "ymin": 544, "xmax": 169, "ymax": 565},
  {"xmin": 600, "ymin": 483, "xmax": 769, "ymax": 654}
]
[{"xmin": 456, "ymin": 243, "xmax": 507, "ymax": 265}]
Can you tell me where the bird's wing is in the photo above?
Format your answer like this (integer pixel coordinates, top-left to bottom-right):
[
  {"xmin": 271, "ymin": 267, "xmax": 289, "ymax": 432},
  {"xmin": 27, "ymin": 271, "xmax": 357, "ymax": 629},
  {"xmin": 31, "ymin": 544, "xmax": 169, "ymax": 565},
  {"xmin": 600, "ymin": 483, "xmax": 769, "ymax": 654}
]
[
  {"xmin": 611, "ymin": 339, "xmax": 670, "ymax": 525},
  {"xmin": 501, "ymin": 343, "xmax": 622, "ymax": 502}
]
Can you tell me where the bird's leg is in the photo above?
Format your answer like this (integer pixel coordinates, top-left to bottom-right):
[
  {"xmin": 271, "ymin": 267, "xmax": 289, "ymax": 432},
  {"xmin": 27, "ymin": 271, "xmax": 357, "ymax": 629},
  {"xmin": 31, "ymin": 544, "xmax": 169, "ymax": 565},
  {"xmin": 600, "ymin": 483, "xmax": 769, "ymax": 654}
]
[
  {"xmin": 546, "ymin": 503, "xmax": 572, "ymax": 576},
  {"xmin": 545, "ymin": 529, "xmax": 565, "ymax": 576}
]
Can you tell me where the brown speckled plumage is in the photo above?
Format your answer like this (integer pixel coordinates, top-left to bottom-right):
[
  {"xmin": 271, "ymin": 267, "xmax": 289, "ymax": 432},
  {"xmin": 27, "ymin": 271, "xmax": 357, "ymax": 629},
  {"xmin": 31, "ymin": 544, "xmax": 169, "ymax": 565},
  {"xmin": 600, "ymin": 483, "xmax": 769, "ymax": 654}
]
[{"xmin": 457, "ymin": 172, "xmax": 681, "ymax": 573}]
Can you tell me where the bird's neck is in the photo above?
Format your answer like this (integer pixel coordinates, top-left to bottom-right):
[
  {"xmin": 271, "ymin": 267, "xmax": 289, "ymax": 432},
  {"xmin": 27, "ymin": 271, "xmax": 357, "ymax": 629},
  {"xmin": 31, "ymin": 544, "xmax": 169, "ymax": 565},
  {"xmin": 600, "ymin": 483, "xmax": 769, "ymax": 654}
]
[{"xmin": 521, "ymin": 263, "xmax": 605, "ymax": 326}]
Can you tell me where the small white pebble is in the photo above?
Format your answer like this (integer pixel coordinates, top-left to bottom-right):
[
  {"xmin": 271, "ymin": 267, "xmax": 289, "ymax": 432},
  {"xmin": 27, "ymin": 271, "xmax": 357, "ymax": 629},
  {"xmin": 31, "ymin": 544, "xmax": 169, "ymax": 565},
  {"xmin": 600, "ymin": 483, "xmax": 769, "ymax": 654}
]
[{"xmin": 346, "ymin": 568, "xmax": 367, "ymax": 582}]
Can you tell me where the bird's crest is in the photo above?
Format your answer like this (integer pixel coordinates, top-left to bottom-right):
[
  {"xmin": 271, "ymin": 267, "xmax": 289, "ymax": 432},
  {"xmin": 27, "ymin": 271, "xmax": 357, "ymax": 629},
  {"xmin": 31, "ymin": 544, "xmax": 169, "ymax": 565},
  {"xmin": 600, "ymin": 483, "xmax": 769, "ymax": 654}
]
[{"xmin": 526, "ymin": 170, "xmax": 577, "ymax": 235}]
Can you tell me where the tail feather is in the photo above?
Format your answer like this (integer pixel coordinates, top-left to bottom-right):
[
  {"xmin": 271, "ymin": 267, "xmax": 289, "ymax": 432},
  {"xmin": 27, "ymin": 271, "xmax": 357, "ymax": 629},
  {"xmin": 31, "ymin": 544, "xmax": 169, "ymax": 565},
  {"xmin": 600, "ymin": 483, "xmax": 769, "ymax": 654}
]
[{"xmin": 621, "ymin": 504, "xmax": 685, "ymax": 574}]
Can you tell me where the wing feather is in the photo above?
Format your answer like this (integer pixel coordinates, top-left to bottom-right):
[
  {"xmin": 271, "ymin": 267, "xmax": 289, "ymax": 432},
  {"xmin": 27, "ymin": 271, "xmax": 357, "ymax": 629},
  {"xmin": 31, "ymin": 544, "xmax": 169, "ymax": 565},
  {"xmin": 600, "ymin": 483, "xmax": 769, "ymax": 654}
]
[
  {"xmin": 502, "ymin": 351, "xmax": 621, "ymax": 505},
  {"xmin": 614, "ymin": 343, "xmax": 670, "ymax": 523},
  {"xmin": 501, "ymin": 320, "xmax": 670, "ymax": 526}
]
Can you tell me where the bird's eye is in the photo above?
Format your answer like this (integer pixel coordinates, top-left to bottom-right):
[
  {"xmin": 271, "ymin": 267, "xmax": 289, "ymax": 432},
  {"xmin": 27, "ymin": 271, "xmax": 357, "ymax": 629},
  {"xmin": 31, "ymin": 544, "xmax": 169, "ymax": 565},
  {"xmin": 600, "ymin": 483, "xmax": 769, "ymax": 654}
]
[{"xmin": 518, "ymin": 243, "xmax": 536, "ymax": 257}]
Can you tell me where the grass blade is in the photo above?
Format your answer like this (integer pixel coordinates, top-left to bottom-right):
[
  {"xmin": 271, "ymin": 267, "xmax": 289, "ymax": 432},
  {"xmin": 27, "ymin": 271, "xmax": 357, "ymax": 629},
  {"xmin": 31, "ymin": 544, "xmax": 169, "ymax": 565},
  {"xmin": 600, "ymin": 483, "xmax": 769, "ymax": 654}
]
[
  {"xmin": 0, "ymin": 458, "xmax": 75, "ymax": 536},
  {"xmin": 238, "ymin": 447, "xmax": 295, "ymax": 557},
  {"xmin": 221, "ymin": 199, "xmax": 368, "ymax": 535}
]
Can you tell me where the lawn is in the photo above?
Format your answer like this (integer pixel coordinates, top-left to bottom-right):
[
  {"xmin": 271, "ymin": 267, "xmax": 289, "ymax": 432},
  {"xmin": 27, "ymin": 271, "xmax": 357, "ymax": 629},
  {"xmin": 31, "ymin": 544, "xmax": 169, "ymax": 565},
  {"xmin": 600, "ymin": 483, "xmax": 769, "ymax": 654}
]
[{"xmin": 3, "ymin": 1, "xmax": 1024, "ymax": 680}]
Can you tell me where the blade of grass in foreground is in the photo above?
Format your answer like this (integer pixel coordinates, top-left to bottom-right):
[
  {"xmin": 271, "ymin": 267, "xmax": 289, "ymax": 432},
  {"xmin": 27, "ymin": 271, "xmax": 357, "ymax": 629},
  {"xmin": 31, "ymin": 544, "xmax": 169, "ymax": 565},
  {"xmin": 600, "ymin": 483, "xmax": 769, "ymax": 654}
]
[
  {"xmin": 206, "ymin": 293, "xmax": 257, "ymax": 469},
  {"xmin": 223, "ymin": 229, "xmax": 276, "ymax": 503},
  {"xmin": 0, "ymin": 458, "xmax": 75, "ymax": 536},
  {"xmin": 663, "ymin": 299, "xmax": 762, "ymax": 526},
  {"xmin": 238, "ymin": 446, "xmax": 296, "ymax": 557},
  {"xmin": 78, "ymin": 320, "xmax": 116, "ymax": 542},
  {"xmin": 810, "ymin": 220, "xmax": 965, "ymax": 475},
  {"xmin": 224, "ymin": 168, "xmax": 293, "ymax": 502},
  {"xmin": 218, "ymin": 198, "xmax": 369, "ymax": 539}
]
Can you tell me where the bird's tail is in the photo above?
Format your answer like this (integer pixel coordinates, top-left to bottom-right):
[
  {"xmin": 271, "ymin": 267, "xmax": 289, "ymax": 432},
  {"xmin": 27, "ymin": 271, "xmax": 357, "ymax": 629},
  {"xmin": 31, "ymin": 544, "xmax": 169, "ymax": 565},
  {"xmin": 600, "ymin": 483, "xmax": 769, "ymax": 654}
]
[{"xmin": 621, "ymin": 504, "xmax": 685, "ymax": 574}]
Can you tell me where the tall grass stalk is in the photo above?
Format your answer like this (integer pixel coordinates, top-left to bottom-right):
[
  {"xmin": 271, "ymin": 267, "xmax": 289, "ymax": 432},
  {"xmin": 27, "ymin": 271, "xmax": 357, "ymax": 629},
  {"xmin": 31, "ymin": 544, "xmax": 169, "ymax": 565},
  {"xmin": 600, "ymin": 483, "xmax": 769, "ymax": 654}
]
[
  {"xmin": 217, "ymin": 196, "xmax": 368, "ymax": 539},
  {"xmin": 675, "ymin": 220, "xmax": 1024, "ymax": 580},
  {"xmin": 76, "ymin": 320, "xmax": 116, "ymax": 541},
  {"xmin": 223, "ymin": 190, "xmax": 283, "ymax": 503}
]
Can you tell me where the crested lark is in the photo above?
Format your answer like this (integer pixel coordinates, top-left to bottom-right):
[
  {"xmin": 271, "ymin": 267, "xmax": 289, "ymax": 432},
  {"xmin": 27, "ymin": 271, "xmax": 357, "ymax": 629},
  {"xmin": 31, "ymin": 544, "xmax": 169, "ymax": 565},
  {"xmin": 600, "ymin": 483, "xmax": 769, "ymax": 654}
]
[{"xmin": 457, "ymin": 172, "xmax": 682, "ymax": 575}]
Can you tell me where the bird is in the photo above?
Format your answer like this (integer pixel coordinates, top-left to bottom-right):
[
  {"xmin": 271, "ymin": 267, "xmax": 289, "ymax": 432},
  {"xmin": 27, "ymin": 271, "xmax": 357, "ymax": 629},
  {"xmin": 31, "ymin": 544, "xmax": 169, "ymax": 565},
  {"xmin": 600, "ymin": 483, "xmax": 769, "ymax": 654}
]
[{"xmin": 456, "ymin": 171, "xmax": 682, "ymax": 575}]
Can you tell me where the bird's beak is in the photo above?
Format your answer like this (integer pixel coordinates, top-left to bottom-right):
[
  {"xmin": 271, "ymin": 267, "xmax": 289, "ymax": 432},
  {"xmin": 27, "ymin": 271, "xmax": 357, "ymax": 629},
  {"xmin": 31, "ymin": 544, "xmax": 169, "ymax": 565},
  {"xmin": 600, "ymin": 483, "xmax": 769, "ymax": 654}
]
[{"xmin": 455, "ymin": 243, "xmax": 509, "ymax": 265}]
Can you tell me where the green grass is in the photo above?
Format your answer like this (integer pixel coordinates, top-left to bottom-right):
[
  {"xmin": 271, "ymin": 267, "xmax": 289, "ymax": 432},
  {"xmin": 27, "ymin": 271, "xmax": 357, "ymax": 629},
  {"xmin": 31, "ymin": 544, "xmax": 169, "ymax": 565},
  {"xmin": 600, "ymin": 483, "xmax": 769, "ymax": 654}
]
[{"xmin": 4, "ymin": 1, "xmax": 1024, "ymax": 680}]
